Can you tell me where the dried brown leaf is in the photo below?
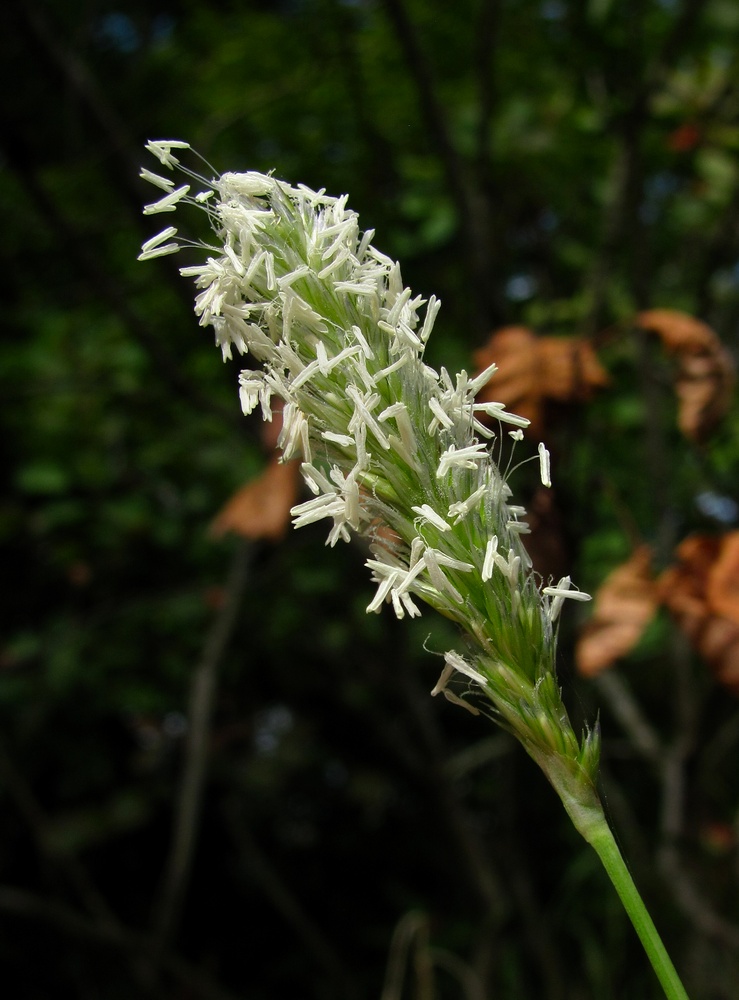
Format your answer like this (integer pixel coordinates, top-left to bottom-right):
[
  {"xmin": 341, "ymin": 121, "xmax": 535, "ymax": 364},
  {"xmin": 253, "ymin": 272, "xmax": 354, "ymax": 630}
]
[
  {"xmin": 209, "ymin": 459, "xmax": 300, "ymax": 542},
  {"xmin": 636, "ymin": 309, "xmax": 735, "ymax": 442},
  {"xmin": 659, "ymin": 533, "xmax": 739, "ymax": 695},
  {"xmin": 706, "ymin": 531, "xmax": 739, "ymax": 626},
  {"xmin": 576, "ymin": 546, "xmax": 659, "ymax": 678},
  {"xmin": 473, "ymin": 327, "xmax": 609, "ymax": 438}
]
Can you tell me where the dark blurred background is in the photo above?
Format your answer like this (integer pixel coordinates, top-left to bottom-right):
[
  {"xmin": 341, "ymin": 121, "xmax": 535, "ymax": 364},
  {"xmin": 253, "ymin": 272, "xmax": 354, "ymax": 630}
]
[{"xmin": 2, "ymin": 1, "xmax": 739, "ymax": 997}]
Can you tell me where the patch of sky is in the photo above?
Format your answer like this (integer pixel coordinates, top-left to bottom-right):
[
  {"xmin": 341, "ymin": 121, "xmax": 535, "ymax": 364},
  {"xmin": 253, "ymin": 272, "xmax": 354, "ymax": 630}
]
[
  {"xmin": 640, "ymin": 171, "xmax": 681, "ymax": 224},
  {"xmin": 254, "ymin": 704, "xmax": 294, "ymax": 755},
  {"xmin": 539, "ymin": 209, "xmax": 560, "ymax": 232},
  {"xmin": 162, "ymin": 711, "xmax": 187, "ymax": 738},
  {"xmin": 505, "ymin": 274, "xmax": 538, "ymax": 302},
  {"xmin": 150, "ymin": 14, "xmax": 175, "ymax": 46},
  {"xmin": 95, "ymin": 12, "xmax": 139, "ymax": 54},
  {"xmin": 541, "ymin": 0, "xmax": 566, "ymax": 20},
  {"xmin": 696, "ymin": 491, "xmax": 738, "ymax": 525},
  {"xmin": 95, "ymin": 11, "xmax": 175, "ymax": 53},
  {"xmin": 709, "ymin": 259, "xmax": 739, "ymax": 300}
]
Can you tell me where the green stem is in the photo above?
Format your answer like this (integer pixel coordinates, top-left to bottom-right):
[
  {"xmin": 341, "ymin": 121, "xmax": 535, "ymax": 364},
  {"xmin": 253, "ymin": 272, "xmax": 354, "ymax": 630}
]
[
  {"xmin": 543, "ymin": 758, "xmax": 691, "ymax": 1000},
  {"xmin": 585, "ymin": 817, "xmax": 690, "ymax": 1000}
]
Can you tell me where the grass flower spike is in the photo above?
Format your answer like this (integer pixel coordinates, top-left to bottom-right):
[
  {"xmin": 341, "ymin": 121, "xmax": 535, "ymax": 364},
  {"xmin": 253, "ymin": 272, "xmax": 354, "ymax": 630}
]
[{"xmin": 139, "ymin": 140, "xmax": 690, "ymax": 1000}]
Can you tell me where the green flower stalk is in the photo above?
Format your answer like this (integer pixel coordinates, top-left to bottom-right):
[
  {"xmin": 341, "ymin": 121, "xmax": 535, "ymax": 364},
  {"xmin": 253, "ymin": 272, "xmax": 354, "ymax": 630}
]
[{"xmin": 139, "ymin": 140, "xmax": 690, "ymax": 1000}]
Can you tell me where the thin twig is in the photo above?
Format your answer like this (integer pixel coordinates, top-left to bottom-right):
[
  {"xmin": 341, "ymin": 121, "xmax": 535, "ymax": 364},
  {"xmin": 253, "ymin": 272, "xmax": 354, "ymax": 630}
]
[
  {"xmin": 14, "ymin": 0, "xmax": 141, "ymax": 188},
  {"xmin": 584, "ymin": 116, "xmax": 647, "ymax": 334},
  {"xmin": 398, "ymin": 671, "xmax": 507, "ymax": 919},
  {"xmin": 658, "ymin": 844, "xmax": 739, "ymax": 950},
  {"xmin": 594, "ymin": 669, "xmax": 739, "ymax": 951},
  {"xmin": 380, "ymin": 911, "xmax": 435, "ymax": 1000},
  {"xmin": 381, "ymin": 0, "xmax": 500, "ymax": 331},
  {"xmin": 10, "ymin": 0, "xmax": 203, "ymax": 324},
  {"xmin": 150, "ymin": 542, "xmax": 252, "ymax": 951},
  {"xmin": 222, "ymin": 801, "xmax": 356, "ymax": 995},
  {"xmin": 495, "ymin": 744, "xmax": 567, "ymax": 1000},
  {"xmin": 594, "ymin": 672, "xmax": 664, "ymax": 764},
  {"xmin": 429, "ymin": 947, "xmax": 486, "ymax": 1000},
  {"xmin": 381, "ymin": 0, "xmax": 467, "ymax": 212},
  {"xmin": 582, "ymin": 0, "xmax": 709, "ymax": 336},
  {"xmin": 325, "ymin": 0, "xmax": 400, "ymax": 195},
  {"xmin": 474, "ymin": 0, "xmax": 501, "ymax": 179},
  {"xmin": 0, "ymin": 743, "xmax": 120, "ymax": 932},
  {"xmin": 0, "ymin": 886, "xmax": 244, "ymax": 1000}
]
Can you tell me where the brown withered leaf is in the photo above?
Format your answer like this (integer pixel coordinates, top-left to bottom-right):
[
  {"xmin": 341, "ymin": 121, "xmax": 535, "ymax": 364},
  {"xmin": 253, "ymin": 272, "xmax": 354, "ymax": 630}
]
[
  {"xmin": 473, "ymin": 326, "xmax": 609, "ymax": 438},
  {"xmin": 636, "ymin": 309, "xmax": 735, "ymax": 442},
  {"xmin": 707, "ymin": 532, "xmax": 739, "ymax": 626},
  {"xmin": 209, "ymin": 458, "xmax": 300, "ymax": 542},
  {"xmin": 659, "ymin": 533, "xmax": 739, "ymax": 695},
  {"xmin": 576, "ymin": 546, "xmax": 659, "ymax": 678}
]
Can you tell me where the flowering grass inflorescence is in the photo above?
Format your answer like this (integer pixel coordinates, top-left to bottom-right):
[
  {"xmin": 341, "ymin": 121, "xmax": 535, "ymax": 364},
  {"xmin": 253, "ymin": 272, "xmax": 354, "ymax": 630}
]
[
  {"xmin": 138, "ymin": 141, "xmax": 694, "ymax": 1000},
  {"xmin": 139, "ymin": 138, "xmax": 597, "ymax": 797}
]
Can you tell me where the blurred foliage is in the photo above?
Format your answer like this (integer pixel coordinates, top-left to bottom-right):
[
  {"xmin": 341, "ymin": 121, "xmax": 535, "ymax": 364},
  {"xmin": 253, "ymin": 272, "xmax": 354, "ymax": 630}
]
[{"xmin": 1, "ymin": 0, "xmax": 739, "ymax": 998}]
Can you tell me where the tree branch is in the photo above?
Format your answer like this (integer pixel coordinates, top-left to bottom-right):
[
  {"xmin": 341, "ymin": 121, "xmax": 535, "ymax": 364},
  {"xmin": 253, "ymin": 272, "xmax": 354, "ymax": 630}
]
[
  {"xmin": 474, "ymin": 0, "xmax": 501, "ymax": 179},
  {"xmin": 381, "ymin": 0, "xmax": 501, "ymax": 331}
]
